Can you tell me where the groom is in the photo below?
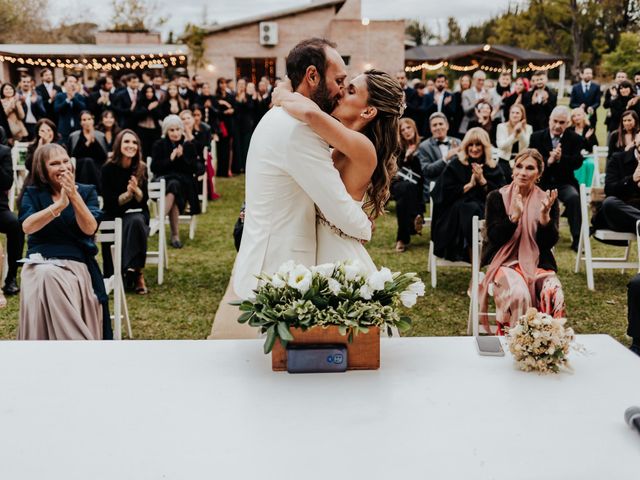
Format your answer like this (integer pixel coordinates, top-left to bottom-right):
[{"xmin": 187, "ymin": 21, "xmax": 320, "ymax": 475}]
[{"xmin": 232, "ymin": 38, "xmax": 372, "ymax": 299}]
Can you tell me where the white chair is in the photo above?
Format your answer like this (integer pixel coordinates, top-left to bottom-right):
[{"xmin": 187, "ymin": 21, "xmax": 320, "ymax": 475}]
[
  {"xmin": 10, "ymin": 142, "xmax": 29, "ymax": 212},
  {"xmin": 147, "ymin": 179, "xmax": 169, "ymax": 285},
  {"xmin": 591, "ymin": 146, "xmax": 608, "ymax": 188},
  {"xmin": 427, "ymin": 182, "xmax": 472, "ymax": 288},
  {"xmin": 467, "ymin": 216, "xmax": 499, "ymax": 336},
  {"xmin": 96, "ymin": 218, "xmax": 131, "ymax": 340},
  {"xmin": 574, "ymin": 183, "xmax": 639, "ymax": 290}
]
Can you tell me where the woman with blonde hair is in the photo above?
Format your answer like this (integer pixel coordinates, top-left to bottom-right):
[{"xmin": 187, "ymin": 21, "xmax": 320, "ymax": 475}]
[
  {"xmin": 392, "ymin": 117, "xmax": 424, "ymax": 252},
  {"xmin": 568, "ymin": 107, "xmax": 598, "ymax": 187},
  {"xmin": 480, "ymin": 148, "xmax": 564, "ymax": 334},
  {"xmin": 495, "ymin": 103, "xmax": 533, "ymax": 179},
  {"xmin": 431, "ymin": 127, "xmax": 506, "ymax": 262}
]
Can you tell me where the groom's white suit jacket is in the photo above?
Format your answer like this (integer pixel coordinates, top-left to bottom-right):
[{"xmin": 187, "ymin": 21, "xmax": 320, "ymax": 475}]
[{"xmin": 232, "ymin": 107, "xmax": 372, "ymax": 299}]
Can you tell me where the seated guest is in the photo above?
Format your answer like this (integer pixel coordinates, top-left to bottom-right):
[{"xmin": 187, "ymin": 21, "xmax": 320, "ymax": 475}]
[
  {"xmin": 0, "ymin": 140, "xmax": 24, "ymax": 296},
  {"xmin": 496, "ymin": 103, "xmax": 532, "ymax": 179},
  {"xmin": 480, "ymin": 148, "xmax": 565, "ymax": 334},
  {"xmin": 134, "ymin": 84, "xmax": 162, "ymax": 159},
  {"xmin": 97, "ymin": 109, "xmax": 121, "ymax": 153},
  {"xmin": 179, "ymin": 109, "xmax": 206, "ymax": 176},
  {"xmin": 592, "ymin": 132, "xmax": 640, "ymax": 234},
  {"xmin": 628, "ymin": 274, "xmax": 640, "ymax": 355},
  {"xmin": 54, "ymin": 75, "xmax": 86, "ymax": 143},
  {"xmin": 392, "ymin": 118, "xmax": 424, "ymax": 252},
  {"xmin": 529, "ymin": 106, "xmax": 585, "ymax": 251},
  {"xmin": 568, "ymin": 107, "xmax": 598, "ymax": 152},
  {"xmin": 18, "ymin": 143, "xmax": 111, "ymax": 340},
  {"xmin": 604, "ymin": 79, "xmax": 635, "ymax": 134},
  {"xmin": 607, "ymin": 110, "xmax": 639, "ymax": 159},
  {"xmin": 25, "ymin": 118, "xmax": 59, "ymax": 172},
  {"xmin": 416, "ymin": 112, "xmax": 461, "ymax": 202},
  {"xmin": 468, "ymin": 101, "xmax": 497, "ymax": 145},
  {"xmin": 192, "ymin": 105, "xmax": 214, "ymax": 146},
  {"xmin": 431, "ymin": 127, "xmax": 506, "ymax": 262},
  {"xmin": 68, "ymin": 111, "xmax": 108, "ymax": 191},
  {"xmin": 150, "ymin": 115, "xmax": 200, "ymax": 248},
  {"xmin": 1, "ymin": 82, "xmax": 27, "ymax": 142},
  {"xmin": 100, "ymin": 130, "xmax": 149, "ymax": 294}
]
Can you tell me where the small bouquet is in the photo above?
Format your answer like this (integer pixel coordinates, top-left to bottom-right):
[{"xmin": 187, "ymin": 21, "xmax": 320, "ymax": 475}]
[
  {"xmin": 506, "ymin": 308, "xmax": 575, "ymax": 374},
  {"xmin": 237, "ymin": 260, "xmax": 425, "ymax": 353}
]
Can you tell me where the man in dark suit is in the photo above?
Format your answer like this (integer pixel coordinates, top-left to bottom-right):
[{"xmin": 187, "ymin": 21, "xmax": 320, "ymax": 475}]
[
  {"xmin": 35, "ymin": 68, "xmax": 61, "ymax": 123},
  {"xmin": 523, "ymin": 71, "xmax": 557, "ymax": 131},
  {"xmin": 53, "ymin": 75, "xmax": 86, "ymax": 143},
  {"xmin": 113, "ymin": 73, "xmax": 140, "ymax": 130},
  {"xmin": 177, "ymin": 73, "xmax": 195, "ymax": 107},
  {"xmin": 529, "ymin": 105, "xmax": 585, "ymax": 251},
  {"xmin": 425, "ymin": 74, "xmax": 456, "ymax": 133},
  {"xmin": 0, "ymin": 143, "xmax": 24, "ymax": 295},
  {"xmin": 88, "ymin": 76, "xmax": 116, "ymax": 119},
  {"xmin": 569, "ymin": 67, "xmax": 602, "ymax": 125},
  {"xmin": 18, "ymin": 74, "xmax": 46, "ymax": 140},
  {"xmin": 415, "ymin": 112, "xmax": 461, "ymax": 202},
  {"xmin": 628, "ymin": 273, "xmax": 640, "ymax": 356},
  {"xmin": 592, "ymin": 134, "xmax": 640, "ymax": 234},
  {"xmin": 397, "ymin": 71, "xmax": 420, "ymax": 124}
]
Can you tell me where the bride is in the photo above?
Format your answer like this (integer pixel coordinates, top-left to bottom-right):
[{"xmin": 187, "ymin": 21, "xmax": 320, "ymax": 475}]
[{"xmin": 272, "ymin": 69, "xmax": 404, "ymax": 273}]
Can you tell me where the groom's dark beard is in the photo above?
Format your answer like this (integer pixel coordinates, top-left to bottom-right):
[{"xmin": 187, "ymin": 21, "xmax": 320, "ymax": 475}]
[{"xmin": 311, "ymin": 79, "xmax": 339, "ymax": 114}]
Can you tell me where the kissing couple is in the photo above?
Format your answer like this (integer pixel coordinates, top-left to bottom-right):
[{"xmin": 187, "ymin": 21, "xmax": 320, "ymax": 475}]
[{"xmin": 211, "ymin": 38, "xmax": 405, "ymax": 337}]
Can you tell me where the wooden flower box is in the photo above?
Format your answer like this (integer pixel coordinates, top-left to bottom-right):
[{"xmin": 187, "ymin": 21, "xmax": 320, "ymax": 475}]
[{"xmin": 271, "ymin": 325, "xmax": 380, "ymax": 371}]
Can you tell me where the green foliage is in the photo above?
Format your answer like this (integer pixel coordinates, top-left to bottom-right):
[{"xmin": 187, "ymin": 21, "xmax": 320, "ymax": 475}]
[
  {"xmin": 0, "ymin": 0, "xmax": 49, "ymax": 43},
  {"xmin": 405, "ymin": 19, "xmax": 436, "ymax": 46},
  {"xmin": 109, "ymin": 0, "xmax": 166, "ymax": 32},
  {"xmin": 445, "ymin": 17, "xmax": 463, "ymax": 45},
  {"xmin": 180, "ymin": 23, "xmax": 207, "ymax": 72},
  {"xmin": 602, "ymin": 32, "xmax": 640, "ymax": 76}
]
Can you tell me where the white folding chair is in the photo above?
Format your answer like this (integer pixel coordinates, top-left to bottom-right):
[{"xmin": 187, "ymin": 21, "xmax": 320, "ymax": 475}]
[
  {"xmin": 10, "ymin": 142, "xmax": 29, "ymax": 212},
  {"xmin": 96, "ymin": 218, "xmax": 131, "ymax": 340},
  {"xmin": 591, "ymin": 146, "xmax": 608, "ymax": 188},
  {"xmin": 427, "ymin": 182, "xmax": 472, "ymax": 288},
  {"xmin": 574, "ymin": 183, "xmax": 639, "ymax": 290},
  {"xmin": 147, "ymin": 179, "xmax": 169, "ymax": 285}
]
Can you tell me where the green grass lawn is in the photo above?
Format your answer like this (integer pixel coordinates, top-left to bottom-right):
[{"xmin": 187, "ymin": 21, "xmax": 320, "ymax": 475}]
[{"xmin": 0, "ymin": 173, "xmax": 634, "ymax": 344}]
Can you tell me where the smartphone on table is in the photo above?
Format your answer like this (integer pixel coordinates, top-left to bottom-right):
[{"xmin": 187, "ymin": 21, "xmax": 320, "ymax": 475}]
[{"xmin": 475, "ymin": 336, "xmax": 505, "ymax": 356}]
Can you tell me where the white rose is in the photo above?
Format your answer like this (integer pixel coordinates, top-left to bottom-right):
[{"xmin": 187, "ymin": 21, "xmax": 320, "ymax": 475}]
[
  {"xmin": 328, "ymin": 278, "xmax": 342, "ymax": 295},
  {"xmin": 277, "ymin": 260, "xmax": 296, "ymax": 276},
  {"xmin": 367, "ymin": 267, "xmax": 393, "ymax": 291},
  {"xmin": 271, "ymin": 275, "xmax": 286, "ymax": 288},
  {"xmin": 407, "ymin": 280, "xmax": 425, "ymax": 297},
  {"xmin": 344, "ymin": 263, "xmax": 362, "ymax": 282},
  {"xmin": 287, "ymin": 265, "xmax": 312, "ymax": 293},
  {"xmin": 359, "ymin": 284, "xmax": 373, "ymax": 300},
  {"xmin": 311, "ymin": 263, "xmax": 335, "ymax": 278},
  {"xmin": 400, "ymin": 291, "xmax": 417, "ymax": 308}
]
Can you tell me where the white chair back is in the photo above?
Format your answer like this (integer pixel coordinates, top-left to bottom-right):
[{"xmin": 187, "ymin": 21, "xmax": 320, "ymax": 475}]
[
  {"xmin": 147, "ymin": 179, "xmax": 168, "ymax": 285},
  {"xmin": 592, "ymin": 146, "xmax": 608, "ymax": 188},
  {"xmin": 96, "ymin": 218, "xmax": 131, "ymax": 340}
]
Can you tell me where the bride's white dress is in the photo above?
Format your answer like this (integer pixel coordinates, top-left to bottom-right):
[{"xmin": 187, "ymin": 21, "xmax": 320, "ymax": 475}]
[{"xmin": 316, "ymin": 200, "xmax": 377, "ymax": 274}]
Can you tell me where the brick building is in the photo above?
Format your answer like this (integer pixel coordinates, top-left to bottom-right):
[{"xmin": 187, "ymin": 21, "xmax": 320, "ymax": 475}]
[{"xmin": 201, "ymin": 0, "xmax": 405, "ymax": 84}]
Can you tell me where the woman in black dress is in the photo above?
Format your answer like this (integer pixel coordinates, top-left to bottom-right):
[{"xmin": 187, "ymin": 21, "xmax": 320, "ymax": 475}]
[
  {"xmin": 215, "ymin": 77, "xmax": 235, "ymax": 177},
  {"xmin": 96, "ymin": 110, "xmax": 120, "ymax": 153},
  {"xmin": 568, "ymin": 107, "xmax": 598, "ymax": 152},
  {"xmin": 604, "ymin": 80, "xmax": 635, "ymax": 134},
  {"xmin": 150, "ymin": 115, "xmax": 200, "ymax": 248},
  {"xmin": 157, "ymin": 83, "xmax": 187, "ymax": 121},
  {"xmin": 100, "ymin": 129, "xmax": 150, "ymax": 294},
  {"xmin": 468, "ymin": 101, "xmax": 497, "ymax": 146},
  {"xmin": 452, "ymin": 74, "xmax": 471, "ymax": 138},
  {"xmin": 232, "ymin": 79, "xmax": 255, "ymax": 174},
  {"xmin": 134, "ymin": 84, "xmax": 162, "ymax": 160},
  {"xmin": 68, "ymin": 110, "xmax": 108, "ymax": 192},
  {"xmin": 431, "ymin": 127, "xmax": 506, "ymax": 262},
  {"xmin": 607, "ymin": 110, "xmax": 640, "ymax": 159}
]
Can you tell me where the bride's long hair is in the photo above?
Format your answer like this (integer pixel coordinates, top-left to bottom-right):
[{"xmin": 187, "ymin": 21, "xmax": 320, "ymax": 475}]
[{"xmin": 361, "ymin": 69, "xmax": 404, "ymax": 219}]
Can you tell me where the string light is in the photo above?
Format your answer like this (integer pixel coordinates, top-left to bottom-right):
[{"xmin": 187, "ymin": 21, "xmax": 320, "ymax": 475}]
[
  {"xmin": 405, "ymin": 59, "xmax": 564, "ymax": 74},
  {"xmin": 0, "ymin": 52, "xmax": 187, "ymax": 71}
]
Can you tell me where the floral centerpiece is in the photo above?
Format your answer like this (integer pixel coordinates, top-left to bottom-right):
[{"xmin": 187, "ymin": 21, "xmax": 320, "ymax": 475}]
[
  {"xmin": 506, "ymin": 308, "xmax": 575, "ymax": 374},
  {"xmin": 236, "ymin": 259, "xmax": 425, "ymax": 354}
]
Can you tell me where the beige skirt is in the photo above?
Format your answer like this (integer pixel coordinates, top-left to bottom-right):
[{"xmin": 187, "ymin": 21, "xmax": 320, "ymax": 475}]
[{"xmin": 18, "ymin": 260, "xmax": 103, "ymax": 340}]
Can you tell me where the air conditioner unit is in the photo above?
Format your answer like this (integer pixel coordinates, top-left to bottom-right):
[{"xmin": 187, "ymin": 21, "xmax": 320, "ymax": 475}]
[{"xmin": 259, "ymin": 22, "xmax": 278, "ymax": 46}]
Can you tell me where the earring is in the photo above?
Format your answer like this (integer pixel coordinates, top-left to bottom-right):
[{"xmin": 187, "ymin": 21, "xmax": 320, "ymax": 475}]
[{"xmin": 536, "ymin": 177, "xmax": 541, "ymax": 184}]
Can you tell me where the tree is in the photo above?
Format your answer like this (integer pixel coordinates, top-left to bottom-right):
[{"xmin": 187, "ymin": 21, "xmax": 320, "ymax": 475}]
[
  {"xmin": 109, "ymin": 0, "xmax": 166, "ymax": 32},
  {"xmin": 180, "ymin": 23, "xmax": 207, "ymax": 73},
  {"xmin": 405, "ymin": 19, "xmax": 435, "ymax": 46},
  {"xmin": 602, "ymin": 32, "xmax": 640, "ymax": 76},
  {"xmin": 0, "ymin": 0, "xmax": 49, "ymax": 42},
  {"xmin": 445, "ymin": 17, "xmax": 463, "ymax": 45}
]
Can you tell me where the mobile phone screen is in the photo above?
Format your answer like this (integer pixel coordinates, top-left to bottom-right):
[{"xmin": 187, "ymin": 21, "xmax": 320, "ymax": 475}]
[{"xmin": 476, "ymin": 336, "xmax": 505, "ymax": 356}]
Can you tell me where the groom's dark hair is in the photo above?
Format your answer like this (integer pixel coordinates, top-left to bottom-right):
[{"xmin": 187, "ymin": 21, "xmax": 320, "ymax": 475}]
[{"xmin": 286, "ymin": 38, "xmax": 337, "ymax": 91}]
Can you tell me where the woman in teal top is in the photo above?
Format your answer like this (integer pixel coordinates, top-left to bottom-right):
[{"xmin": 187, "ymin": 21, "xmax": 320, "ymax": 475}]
[{"xmin": 18, "ymin": 143, "xmax": 111, "ymax": 340}]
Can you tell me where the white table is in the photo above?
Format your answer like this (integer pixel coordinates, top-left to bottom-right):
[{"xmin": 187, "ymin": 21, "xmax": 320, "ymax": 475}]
[{"xmin": 1, "ymin": 335, "xmax": 639, "ymax": 479}]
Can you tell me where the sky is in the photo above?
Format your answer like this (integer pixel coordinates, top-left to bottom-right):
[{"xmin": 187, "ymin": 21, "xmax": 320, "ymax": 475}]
[{"xmin": 49, "ymin": 0, "xmax": 516, "ymax": 39}]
